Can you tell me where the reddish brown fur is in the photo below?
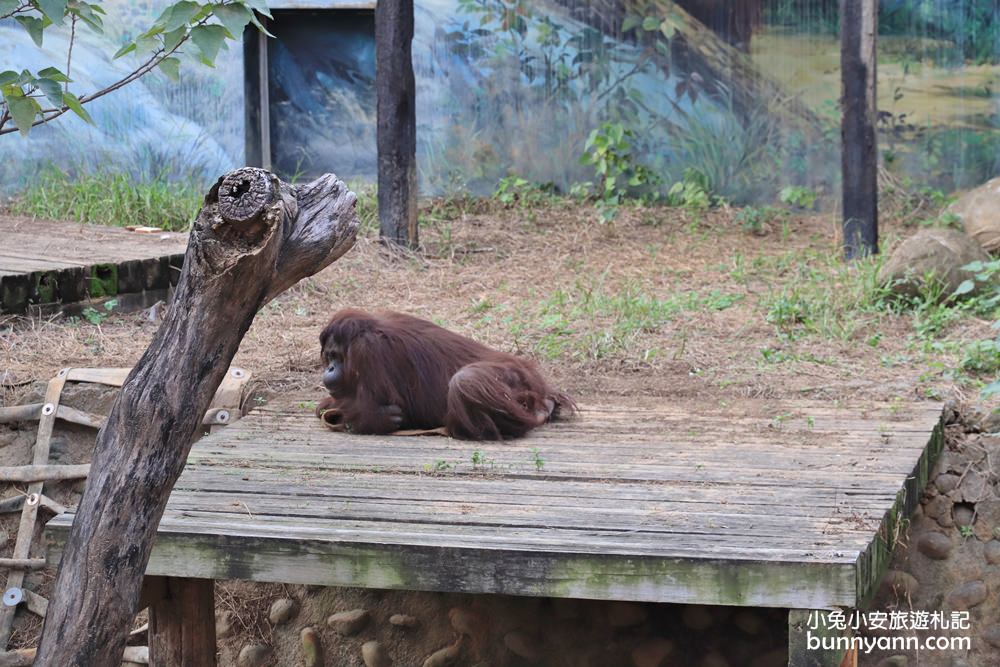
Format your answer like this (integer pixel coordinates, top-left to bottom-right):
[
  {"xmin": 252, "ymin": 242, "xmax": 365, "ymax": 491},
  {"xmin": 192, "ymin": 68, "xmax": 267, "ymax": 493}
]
[{"xmin": 318, "ymin": 309, "xmax": 573, "ymax": 439}]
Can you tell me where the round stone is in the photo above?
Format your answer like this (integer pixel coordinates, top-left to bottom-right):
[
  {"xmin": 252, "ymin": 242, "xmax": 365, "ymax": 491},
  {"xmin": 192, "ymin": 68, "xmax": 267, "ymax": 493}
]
[
  {"xmin": 917, "ymin": 532, "xmax": 953, "ymax": 560},
  {"xmin": 935, "ymin": 473, "xmax": 960, "ymax": 494},
  {"xmin": 389, "ymin": 613, "xmax": 419, "ymax": 628},
  {"xmin": 327, "ymin": 608, "xmax": 370, "ymax": 636},
  {"xmin": 984, "ymin": 540, "xmax": 1000, "ymax": 565},
  {"xmin": 268, "ymin": 598, "xmax": 297, "ymax": 626},
  {"xmin": 607, "ymin": 601, "xmax": 647, "ymax": 627},
  {"xmin": 982, "ymin": 625, "xmax": 1000, "ymax": 649},
  {"xmin": 362, "ymin": 640, "xmax": 392, "ymax": 667},
  {"xmin": 681, "ymin": 606, "xmax": 714, "ymax": 630},
  {"xmin": 631, "ymin": 638, "xmax": 674, "ymax": 667},
  {"xmin": 237, "ymin": 645, "xmax": 272, "ymax": 667},
  {"xmin": 946, "ymin": 580, "xmax": 988, "ymax": 610},
  {"xmin": 300, "ymin": 627, "xmax": 323, "ymax": 667},
  {"xmin": 881, "ymin": 570, "xmax": 919, "ymax": 600},
  {"xmin": 216, "ymin": 610, "xmax": 237, "ymax": 639},
  {"xmin": 953, "ymin": 503, "xmax": 975, "ymax": 527},
  {"xmin": 504, "ymin": 631, "xmax": 542, "ymax": 663},
  {"xmin": 733, "ymin": 610, "xmax": 764, "ymax": 635},
  {"xmin": 422, "ymin": 643, "xmax": 460, "ymax": 667}
]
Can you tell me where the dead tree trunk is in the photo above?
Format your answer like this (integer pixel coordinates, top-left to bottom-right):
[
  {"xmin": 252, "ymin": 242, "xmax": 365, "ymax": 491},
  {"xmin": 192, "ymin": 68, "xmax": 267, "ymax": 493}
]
[
  {"xmin": 34, "ymin": 167, "xmax": 358, "ymax": 666},
  {"xmin": 376, "ymin": 0, "xmax": 418, "ymax": 248}
]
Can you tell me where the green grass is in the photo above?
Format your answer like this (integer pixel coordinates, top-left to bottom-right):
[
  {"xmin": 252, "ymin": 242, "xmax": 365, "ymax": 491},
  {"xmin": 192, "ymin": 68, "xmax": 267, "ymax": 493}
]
[
  {"xmin": 516, "ymin": 280, "xmax": 743, "ymax": 361},
  {"xmin": 11, "ymin": 168, "xmax": 203, "ymax": 232}
]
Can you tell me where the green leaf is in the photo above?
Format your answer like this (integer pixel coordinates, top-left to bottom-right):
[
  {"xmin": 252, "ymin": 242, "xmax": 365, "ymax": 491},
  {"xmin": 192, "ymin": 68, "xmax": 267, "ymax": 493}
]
[
  {"xmin": 62, "ymin": 91, "xmax": 93, "ymax": 125},
  {"xmin": 15, "ymin": 15, "xmax": 47, "ymax": 47},
  {"xmin": 659, "ymin": 19, "xmax": 676, "ymax": 39},
  {"xmin": 982, "ymin": 380, "xmax": 1000, "ymax": 398},
  {"xmin": 34, "ymin": 76, "xmax": 64, "ymax": 107},
  {"xmin": 162, "ymin": 26, "xmax": 187, "ymax": 52},
  {"xmin": 953, "ymin": 280, "xmax": 976, "ymax": 296},
  {"xmin": 189, "ymin": 24, "xmax": 229, "ymax": 66},
  {"xmin": 162, "ymin": 0, "xmax": 200, "ymax": 31},
  {"xmin": 36, "ymin": 0, "xmax": 67, "ymax": 22},
  {"xmin": 621, "ymin": 14, "xmax": 642, "ymax": 32},
  {"xmin": 37, "ymin": 66, "xmax": 70, "ymax": 82},
  {"xmin": 71, "ymin": 1, "xmax": 104, "ymax": 33},
  {"xmin": 7, "ymin": 94, "xmax": 40, "ymax": 135},
  {"xmin": 0, "ymin": 0, "xmax": 20, "ymax": 16},
  {"xmin": 0, "ymin": 71, "xmax": 18, "ymax": 87},
  {"xmin": 641, "ymin": 16, "xmax": 659, "ymax": 31},
  {"xmin": 158, "ymin": 56, "xmax": 181, "ymax": 81},
  {"xmin": 240, "ymin": 0, "xmax": 272, "ymax": 19},
  {"xmin": 113, "ymin": 41, "xmax": 137, "ymax": 59},
  {"xmin": 213, "ymin": 3, "xmax": 252, "ymax": 37},
  {"xmin": 247, "ymin": 11, "xmax": 274, "ymax": 37}
]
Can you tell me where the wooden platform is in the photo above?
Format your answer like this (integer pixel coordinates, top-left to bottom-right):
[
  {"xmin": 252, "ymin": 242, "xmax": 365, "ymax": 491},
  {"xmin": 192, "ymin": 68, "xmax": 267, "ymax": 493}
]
[
  {"xmin": 0, "ymin": 216, "xmax": 188, "ymax": 314},
  {"xmin": 47, "ymin": 399, "xmax": 943, "ymax": 612}
]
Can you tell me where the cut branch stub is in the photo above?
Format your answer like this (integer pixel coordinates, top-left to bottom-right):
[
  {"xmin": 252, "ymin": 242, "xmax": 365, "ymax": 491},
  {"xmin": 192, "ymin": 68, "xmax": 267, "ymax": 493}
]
[{"xmin": 217, "ymin": 168, "xmax": 273, "ymax": 223}]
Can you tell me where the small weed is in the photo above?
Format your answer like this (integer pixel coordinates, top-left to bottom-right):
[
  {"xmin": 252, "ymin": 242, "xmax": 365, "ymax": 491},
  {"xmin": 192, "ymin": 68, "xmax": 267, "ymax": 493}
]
[
  {"xmin": 665, "ymin": 169, "xmax": 712, "ymax": 213},
  {"xmin": 297, "ymin": 400, "xmax": 317, "ymax": 410},
  {"xmin": 530, "ymin": 448, "xmax": 545, "ymax": 472},
  {"xmin": 425, "ymin": 460, "xmax": 455, "ymax": 473},
  {"xmin": 958, "ymin": 525, "xmax": 974, "ymax": 538},
  {"xmin": 735, "ymin": 206, "xmax": 783, "ymax": 235},
  {"xmin": 81, "ymin": 299, "xmax": 118, "ymax": 326},
  {"xmin": 760, "ymin": 347, "xmax": 792, "ymax": 364},
  {"xmin": 494, "ymin": 175, "xmax": 552, "ymax": 208},
  {"xmin": 779, "ymin": 185, "xmax": 818, "ymax": 210},
  {"xmin": 580, "ymin": 122, "xmax": 659, "ymax": 221}
]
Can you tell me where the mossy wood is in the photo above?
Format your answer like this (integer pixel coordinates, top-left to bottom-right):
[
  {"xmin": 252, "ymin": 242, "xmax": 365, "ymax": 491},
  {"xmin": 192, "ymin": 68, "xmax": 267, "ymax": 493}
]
[
  {"xmin": 34, "ymin": 167, "xmax": 359, "ymax": 667},
  {"xmin": 0, "ymin": 217, "xmax": 189, "ymax": 314}
]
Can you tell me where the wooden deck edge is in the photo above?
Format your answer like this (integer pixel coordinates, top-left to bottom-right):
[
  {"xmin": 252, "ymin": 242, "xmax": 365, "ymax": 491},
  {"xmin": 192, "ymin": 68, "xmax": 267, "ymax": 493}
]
[
  {"xmin": 0, "ymin": 253, "xmax": 184, "ymax": 315},
  {"xmin": 854, "ymin": 409, "xmax": 945, "ymax": 607},
  {"xmin": 44, "ymin": 521, "xmax": 858, "ymax": 609}
]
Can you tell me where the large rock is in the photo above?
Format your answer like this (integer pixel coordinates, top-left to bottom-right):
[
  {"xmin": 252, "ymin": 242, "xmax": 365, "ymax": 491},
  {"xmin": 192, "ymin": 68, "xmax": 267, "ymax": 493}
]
[
  {"xmin": 879, "ymin": 228, "xmax": 989, "ymax": 301},
  {"xmin": 951, "ymin": 176, "xmax": 1000, "ymax": 253}
]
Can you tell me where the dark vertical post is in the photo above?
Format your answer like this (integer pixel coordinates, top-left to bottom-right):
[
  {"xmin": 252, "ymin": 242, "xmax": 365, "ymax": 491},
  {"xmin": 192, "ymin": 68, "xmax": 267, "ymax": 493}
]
[
  {"xmin": 840, "ymin": 0, "xmax": 878, "ymax": 259},
  {"xmin": 242, "ymin": 28, "xmax": 262, "ymax": 168},
  {"xmin": 376, "ymin": 0, "xmax": 418, "ymax": 248}
]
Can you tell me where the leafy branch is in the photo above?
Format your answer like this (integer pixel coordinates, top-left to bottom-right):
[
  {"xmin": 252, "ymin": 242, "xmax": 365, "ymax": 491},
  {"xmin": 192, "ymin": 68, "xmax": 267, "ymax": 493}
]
[{"xmin": 0, "ymin": 0, "xmax": 272, "ymax": 136}]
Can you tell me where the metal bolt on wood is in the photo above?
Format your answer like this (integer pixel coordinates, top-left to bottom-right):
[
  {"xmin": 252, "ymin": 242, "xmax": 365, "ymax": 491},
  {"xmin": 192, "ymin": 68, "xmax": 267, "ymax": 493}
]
[{"xmin": 2, "ymin": 589, "xmax": 21, "ymax": 607}]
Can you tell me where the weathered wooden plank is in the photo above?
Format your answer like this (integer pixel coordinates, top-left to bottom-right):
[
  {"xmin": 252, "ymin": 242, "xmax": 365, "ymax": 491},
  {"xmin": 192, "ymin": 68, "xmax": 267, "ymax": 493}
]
[
  {"xmin": 0, "ymin": 373, "xmax": 66, "ymax": 646},
  {"xmin": 48, "ymin": 521, "xmax": 857, "ymax": 608},
  {"xmin": 44, "ymin": 399, "xmax": 942, "ymax": 611}
]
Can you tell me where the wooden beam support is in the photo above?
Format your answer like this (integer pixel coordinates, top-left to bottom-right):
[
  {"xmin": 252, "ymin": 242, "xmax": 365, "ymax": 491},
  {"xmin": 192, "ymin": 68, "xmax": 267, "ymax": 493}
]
[
  {"xmin": 148, "ymin": 576, "xmax": 216, "ymax": 667},
  {"xmin": 840, "ymin": 0, "xmax": 879, "ymax": 259},
  {"xmin": 376, "ymin": 0, "xmax": 418, "ymax": 248}
]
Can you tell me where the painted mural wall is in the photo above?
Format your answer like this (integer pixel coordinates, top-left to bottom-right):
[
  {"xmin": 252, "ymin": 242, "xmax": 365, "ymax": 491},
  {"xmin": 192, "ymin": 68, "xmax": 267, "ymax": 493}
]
[{"xmin": 1, "ymin": 0, "xmax": 999, "ymax": 204}]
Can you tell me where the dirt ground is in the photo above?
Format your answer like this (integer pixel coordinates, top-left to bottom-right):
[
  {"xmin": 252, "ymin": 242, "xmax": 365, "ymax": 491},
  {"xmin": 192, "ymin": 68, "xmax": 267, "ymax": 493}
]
[
  {"xmin": 1, "ymin": 200, "xmax": 990, "ymax": 407},
  {"xmin": 2, "ymin": 199, "xmax": 999, "ymax": 667}
]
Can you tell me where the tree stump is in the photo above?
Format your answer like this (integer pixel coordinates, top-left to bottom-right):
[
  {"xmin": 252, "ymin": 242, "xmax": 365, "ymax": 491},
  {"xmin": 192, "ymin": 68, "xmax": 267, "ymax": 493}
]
[{"xmin": 35, "ymin": 167, "xmax": 358, "ymax": 666}]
